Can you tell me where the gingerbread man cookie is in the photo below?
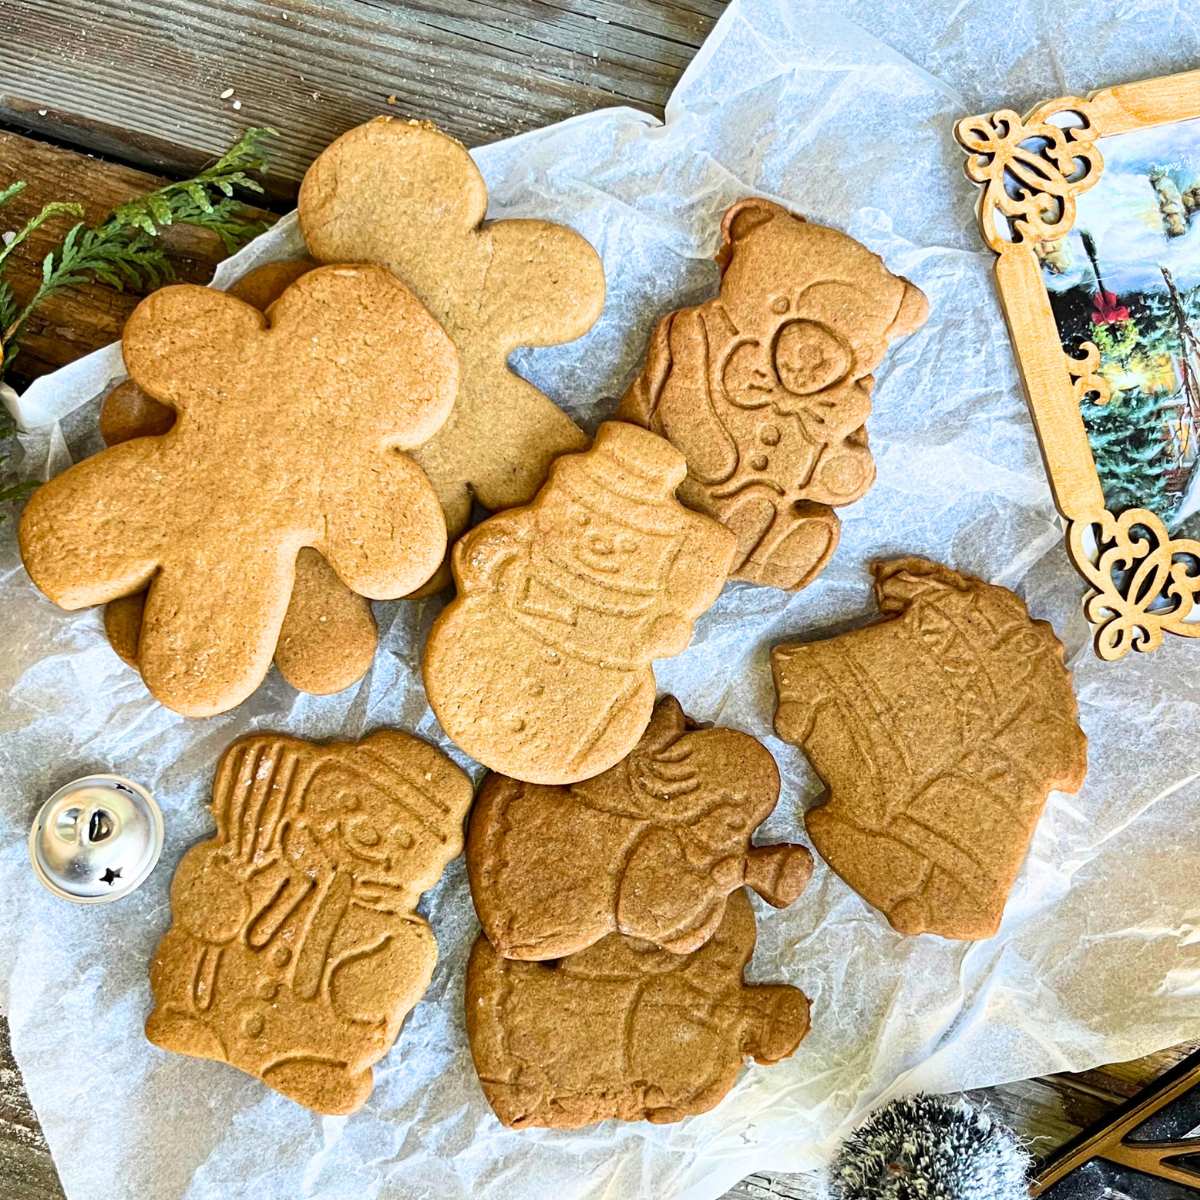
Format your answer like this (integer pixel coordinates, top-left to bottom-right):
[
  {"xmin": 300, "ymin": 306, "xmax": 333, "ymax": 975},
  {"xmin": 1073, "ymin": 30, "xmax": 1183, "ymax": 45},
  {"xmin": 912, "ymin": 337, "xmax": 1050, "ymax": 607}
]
[
  {"xmin": 469, "ymin": 695, "xmax": 812, "ymax": 958},
  {"xmin": 772, "ymin": 557, "xmax": 1087, "ymax": 940},
  {"xmin": 98, "ymin": 259, "xmax": 379, "ymax": 697},
  {"xmin": 466, "ymin": 888, "xmax": 810, "ymax": 1128},
  {"xmin": 422, "ymin": 421, "xmax": 736, "ymax": 785},
  {"xmin": 146, "ymin": 730, "xmax": 473, "ymax": 1114},
  {"xmin": 620, "ymin": 198, "xmax": 927, "ymax": 591},
  {"xmin": 299, "ymin": 117, "xmax": 604, "ymax": 550},
  {"xmin": 20, "ymin": 264, "xmax": 456, "ymax": 716}
]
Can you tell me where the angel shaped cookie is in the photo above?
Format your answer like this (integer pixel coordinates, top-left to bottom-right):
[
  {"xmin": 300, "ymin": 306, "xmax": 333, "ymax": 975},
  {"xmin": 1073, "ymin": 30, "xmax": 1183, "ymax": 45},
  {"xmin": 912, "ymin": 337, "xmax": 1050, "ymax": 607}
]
[
  {"xmin": 422, "ymin": 421, "xmax": 736, "ymax": 785},
  {"xmin": 467, "ymin": 888, "xmax": 810, "ymax": 1128},
  {"xmin": 146, "ymin": 731, "xmax": 473, "ymax": 1114},
  {"xmin": 97, "ymin": 259, "xmax": 379, "ymax": 698},
  {"xmin": 620, "ymin": 197, "xmax": 927, "ymax": 591},
  {"xmin": 772, "ymin": 558, "xmax": 1088, "ymax": 940},
  {"xmin": 469, "ymin": 695, "xmax": 812, "ymax": 958},
  {"xmin": 300, "ymin": 117, "xmax": 604, "ymax": 547},
  {"xmin": 20, "ymin": 265, "xmax": 456, "ymax": 716}
]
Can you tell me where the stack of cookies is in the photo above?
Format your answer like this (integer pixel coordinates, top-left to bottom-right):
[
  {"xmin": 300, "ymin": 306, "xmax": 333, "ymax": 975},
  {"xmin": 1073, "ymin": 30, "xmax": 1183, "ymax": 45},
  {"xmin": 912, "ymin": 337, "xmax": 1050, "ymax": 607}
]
[{"xmin": 16, "ymin": 116, "xmax": 1089, "ymax": 1125}]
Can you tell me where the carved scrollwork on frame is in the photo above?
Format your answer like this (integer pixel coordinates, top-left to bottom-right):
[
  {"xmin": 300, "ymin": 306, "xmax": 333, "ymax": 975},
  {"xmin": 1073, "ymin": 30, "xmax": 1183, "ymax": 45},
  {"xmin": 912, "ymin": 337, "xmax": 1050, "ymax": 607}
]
[
  {"xmin": 1067, "ymin": 508, "xmax": 1200, "ymax": 660},
  {"xmin": 1064, "ymin": 341, "xmax": 1112, "ymax": 406},
  {"xmin": 956, "ymin": 100, "xmax": 1104, "ymax": 252}
]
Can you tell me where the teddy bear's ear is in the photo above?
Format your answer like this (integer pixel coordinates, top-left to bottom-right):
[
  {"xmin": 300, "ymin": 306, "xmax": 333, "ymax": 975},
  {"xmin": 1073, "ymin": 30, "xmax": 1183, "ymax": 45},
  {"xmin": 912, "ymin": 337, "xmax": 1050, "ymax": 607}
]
[
  {"xmin": 716, "ymin": 197, "xmax": 797, "ymax": 271},
  {"xmin": 885, "ymin": 279, "xmax": 930, "ymax": 341},
  {"xmin": 299, "ymin": 118, "xmax": 488, "ymax": 269},
  {"xmin": 123, "ymin": 286, "xmax": 267, "ymax": 410}
]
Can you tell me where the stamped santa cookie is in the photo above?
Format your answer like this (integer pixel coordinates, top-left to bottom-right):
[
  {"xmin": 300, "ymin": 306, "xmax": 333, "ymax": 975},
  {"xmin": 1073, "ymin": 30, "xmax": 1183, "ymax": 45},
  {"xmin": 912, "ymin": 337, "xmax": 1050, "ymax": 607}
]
[
  {"xmin": 98, "ymin": 259, "xmax": 379, "ymax": 697},
  {"xmin": 20, "ymin": 264, "xmax": 456, "ymax": 716},
  {"xmin": 468, "ymin": 695, "xmax": 812, "ymax": 958},
  {"xmin": 422, "ymin": 421, "xmax": 736, "ymax": 785},
  {"xmin": 772, "ymin": 557, "xmax": 1088, "ymax": 939},
  {"xmin": 299, "ymin": 117, "xmax": 605, "ymax": 572},
  {"xmin": 466, "ymin": 888, "xmax": 810, "ymax": 1128},
  {"xmin": 620, "ymin": 197, "xmax": 927, "ymax": 591},
  {"xmin": 146, "ymin": 730, "xmax": 473, "ymax": 1114}
]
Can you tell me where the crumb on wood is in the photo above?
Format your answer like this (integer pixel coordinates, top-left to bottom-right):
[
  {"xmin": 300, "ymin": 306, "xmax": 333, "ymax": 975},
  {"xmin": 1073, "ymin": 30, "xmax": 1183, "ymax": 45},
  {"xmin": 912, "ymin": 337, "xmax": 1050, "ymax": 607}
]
[{"xmin": 220, "ymin": 87, "xmax": 234, "ymax": 99}]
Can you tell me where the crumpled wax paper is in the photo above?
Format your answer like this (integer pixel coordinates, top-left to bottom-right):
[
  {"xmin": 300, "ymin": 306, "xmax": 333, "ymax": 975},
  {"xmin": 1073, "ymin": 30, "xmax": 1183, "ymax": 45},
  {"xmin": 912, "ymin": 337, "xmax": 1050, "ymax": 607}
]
[{"xmin": 3, "ymin": 1, "xmax": 1200, "ymax": 1197}]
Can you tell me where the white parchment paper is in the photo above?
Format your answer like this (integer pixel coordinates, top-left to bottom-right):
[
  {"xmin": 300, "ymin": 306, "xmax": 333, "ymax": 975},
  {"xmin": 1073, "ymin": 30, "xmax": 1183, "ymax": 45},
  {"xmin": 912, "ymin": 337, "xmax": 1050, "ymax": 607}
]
[{"xmin": 3, "ymin": 1, "xmax": 1200, "ymax": 1197}]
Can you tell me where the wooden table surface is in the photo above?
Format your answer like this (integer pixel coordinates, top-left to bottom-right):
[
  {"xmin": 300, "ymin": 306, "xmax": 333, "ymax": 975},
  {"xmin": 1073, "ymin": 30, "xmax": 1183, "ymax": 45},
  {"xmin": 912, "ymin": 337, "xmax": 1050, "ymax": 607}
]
[{"xmin": 0, "ymin": 4, "xmax": 1194, "ymax": 1197}]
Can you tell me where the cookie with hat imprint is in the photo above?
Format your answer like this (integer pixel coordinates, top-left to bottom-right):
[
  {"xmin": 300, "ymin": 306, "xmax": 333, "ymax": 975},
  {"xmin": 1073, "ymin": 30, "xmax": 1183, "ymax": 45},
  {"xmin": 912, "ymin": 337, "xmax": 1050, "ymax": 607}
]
[
  {"xmin": 146, "ymin": 729, "xmax": 473, "ymax": 1114},
  {"xmin": 422, "ymin": 420, "xmax": 736, "ymax": 786},
  {"xmin": 468, "ymin": 694, "xmax": 813, "ymax": 959}
]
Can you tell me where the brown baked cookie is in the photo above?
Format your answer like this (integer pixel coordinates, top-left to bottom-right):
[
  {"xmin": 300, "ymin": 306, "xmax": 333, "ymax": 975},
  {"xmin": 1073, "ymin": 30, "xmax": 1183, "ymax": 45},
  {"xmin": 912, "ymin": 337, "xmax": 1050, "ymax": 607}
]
[
  {"xmin": 466, "ymin": 888, "xmax": 809, "ymax": 1128},
  {"xmin": 21, "ymin": 264, "xmax": 456, "ymax": 716},
  {"xmin": 468, "ymin": 695, "xmax": 812, "ymax": 958},
  {"xmin": 771, "ymin": 557, "xmax": 1088, "ymax": 940},
  {"xmin": 146, "ymin": 729, "xmax": 473, "ymax": 1115},
  {"xmin": 619, "ymin": 197, "xmax": 928, "ymax": 592},
  {"xmin": 97, "ymin": 260, "xmax": 379, "ymax": 696},
  {"xmin": 423, "ymin": 421, "xmax": 736, "ymax": 785},
  {"xmin": 299, "ymin": 117, "xmax": 604, "ymax": 548}
]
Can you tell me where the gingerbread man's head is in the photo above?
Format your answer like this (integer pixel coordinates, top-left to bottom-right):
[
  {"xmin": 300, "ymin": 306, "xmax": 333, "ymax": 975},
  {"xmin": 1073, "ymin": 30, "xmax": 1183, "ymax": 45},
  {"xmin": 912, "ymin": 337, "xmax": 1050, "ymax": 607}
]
[
  {"xmin": 298, "ymin": 118, "xmax": 604, "ymax": 521},
  {"xmin": 20, "ymin": 266, "xmax": 458, "ymax": 716}
]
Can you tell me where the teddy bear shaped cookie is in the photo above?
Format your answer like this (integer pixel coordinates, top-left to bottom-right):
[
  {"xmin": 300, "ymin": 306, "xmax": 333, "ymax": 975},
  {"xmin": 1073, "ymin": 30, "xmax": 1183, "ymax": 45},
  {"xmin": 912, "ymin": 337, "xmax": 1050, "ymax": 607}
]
[
  {"xmin": 772, "ymin": 557, "xmax": 1088, "ymax": 940},
  {"xmin": 620, "ymin": 197, "xmax": 928, "ymax": 591},
  {"xmin": 300, "ymin": 117, "xmax": 605, "ymax": 557},
  {"xmin": 20, "ymin": 264, "xmax": 457, "ymax": 716},
  {"xmin": 468, "ymin": 695, "xmax": 812, "ymax": 958},
  {"xmin": 466, "ymin": 888, "xmax": 810, "ymax": 1128},
  {"xmin": 146, "ymin": 730, "xmax": 473, "ymax": 1114},
  {"xmin": 97, "ymin": 259, "xmax": 380, "ymax": 698},
  {"xmin": 422, "ymin": 421, "xmax": 736, "ymax": 785}
]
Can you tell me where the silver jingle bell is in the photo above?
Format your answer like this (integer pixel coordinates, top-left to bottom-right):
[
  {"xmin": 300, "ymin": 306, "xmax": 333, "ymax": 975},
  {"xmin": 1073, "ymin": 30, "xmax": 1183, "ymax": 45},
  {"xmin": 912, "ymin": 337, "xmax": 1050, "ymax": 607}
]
[{"xmin": 29, "ymin": 775, "xmax": 164, "ymax": 904}]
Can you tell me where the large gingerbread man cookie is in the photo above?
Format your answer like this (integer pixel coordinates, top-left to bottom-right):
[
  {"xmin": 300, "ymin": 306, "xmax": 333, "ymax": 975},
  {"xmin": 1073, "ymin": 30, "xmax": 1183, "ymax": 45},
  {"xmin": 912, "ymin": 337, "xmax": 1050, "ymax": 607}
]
[
  {"xmin": 772, "ymin": 557, "xmax": 1088, "ymax": 940},
  {"xmin": 620, "ymin": 198, "xmax": 928, "ymax": 591},
  {"xmin": 20, "ymin": 264, "xmax": 456, "ymax": 716},
  {"xmin": 98, "ymin": 259, "xmax": 380, "ymax": 698},
  {"xmin": 468, "ymin": 695, "xmax": 812, "ymax": 958},
  {"xmin": 146, "ymin": 730, "xmax": 473, "ymax": 1114},
  {"xmin": 299, "ymin": 117, "xmax": 604, "ymax": 547},
  {"xmin": 422, "ymin": 421, "xmax": 736, "ymax": 785},
  {"xmin": 466, "ymin": 888, "xmax": 810, "ymax": 1128}
]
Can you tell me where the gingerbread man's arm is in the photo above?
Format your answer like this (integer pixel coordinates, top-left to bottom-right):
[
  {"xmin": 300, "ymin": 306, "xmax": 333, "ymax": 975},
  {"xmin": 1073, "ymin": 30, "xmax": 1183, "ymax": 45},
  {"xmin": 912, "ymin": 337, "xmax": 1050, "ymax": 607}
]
[
  {"xmin": 19, "ymin": 440, "xmax": 166, "ymax": 609},
  {"xmin": 481, "ymin": 220, "xmax": 605, "ymax": 352}
]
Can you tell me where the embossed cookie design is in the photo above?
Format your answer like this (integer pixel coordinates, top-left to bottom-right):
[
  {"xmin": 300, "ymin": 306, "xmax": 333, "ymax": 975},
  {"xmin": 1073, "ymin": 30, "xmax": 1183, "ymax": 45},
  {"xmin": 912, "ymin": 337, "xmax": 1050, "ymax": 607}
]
[
  {"xmin": 620, "ymin": 197, "xmax": 928, "ymax": 591},
  {"xmin": 300, "ymin": 117, "xmax": 604, "ymax": 553},
  {"xmin": 146, "ymin": 730, "xmax": 474, "ymax": 1115},
  {"xmin": 466, "ymin": 888, "xmax": 810, "ymax": 1128},
  {"xmin": 98, "ymin": 259, "xmax": 379, "ymax": 697},
  {"xmin": 422, "ymin": 421, "xmax": 736, "ymax": 785},
  {"xmin": 469, "ymin": 695, "xmax": 812, "ymax": 958},
  {"xmin": 20, "ymin": 265, "xmax": 457, "ymax": 716},
  {"xmin": 772, "ymin": 557, "xmax": 1088, "ymax": 940}
]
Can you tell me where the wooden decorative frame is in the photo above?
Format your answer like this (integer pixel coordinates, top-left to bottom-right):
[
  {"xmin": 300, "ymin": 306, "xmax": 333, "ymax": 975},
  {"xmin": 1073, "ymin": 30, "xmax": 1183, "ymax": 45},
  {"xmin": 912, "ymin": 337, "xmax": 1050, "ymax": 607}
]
[
  {"xmin": 955, "ymin": 70, "xmax": 1200, "ymax": 660},
  {"xmin": 1032, "ymin": 1047, "xmax": 1200, "ymax": 1194}
]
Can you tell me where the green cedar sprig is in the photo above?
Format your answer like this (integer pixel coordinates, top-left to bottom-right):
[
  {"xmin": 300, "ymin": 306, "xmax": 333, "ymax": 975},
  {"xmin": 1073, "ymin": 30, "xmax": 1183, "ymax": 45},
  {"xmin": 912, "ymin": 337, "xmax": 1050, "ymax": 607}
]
[
  {"xmin": 0, "ymin": 127, "xmax": 274, "ymax": 373},
  {"xmin": 0, "ymin": 128, "xmax": 273, "ymax": 504}
]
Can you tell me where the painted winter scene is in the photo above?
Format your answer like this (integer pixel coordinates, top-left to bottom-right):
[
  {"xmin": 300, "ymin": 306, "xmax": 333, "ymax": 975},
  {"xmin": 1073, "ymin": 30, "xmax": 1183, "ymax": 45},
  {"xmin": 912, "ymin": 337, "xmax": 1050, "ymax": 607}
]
[{"xmin": 1041, "ymin": 116, "xmax": 1200, "ymax": 537}]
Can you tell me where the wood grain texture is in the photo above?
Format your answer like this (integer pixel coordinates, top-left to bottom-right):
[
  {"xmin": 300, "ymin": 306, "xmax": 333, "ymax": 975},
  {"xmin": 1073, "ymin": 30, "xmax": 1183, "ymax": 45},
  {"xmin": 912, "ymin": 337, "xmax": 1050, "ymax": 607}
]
[
  {"xmin": 0, "ymin": 130, "xmax": 276, "ymax": 385},
  {"xmin": 0, "ymin": 0, "xmax": 725, "ymax": 200}
]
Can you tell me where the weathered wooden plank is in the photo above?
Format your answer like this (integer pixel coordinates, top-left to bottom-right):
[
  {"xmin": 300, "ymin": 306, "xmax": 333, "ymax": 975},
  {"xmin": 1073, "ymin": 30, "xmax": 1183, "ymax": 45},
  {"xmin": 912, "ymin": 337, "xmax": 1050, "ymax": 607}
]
[
  {"xmin": 0, "ymin": 130, "xmax": 276, "ymax": 385},
  {"xmin": 0, "ymin": 0, "xmax": 725, "ymax": 199}
]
